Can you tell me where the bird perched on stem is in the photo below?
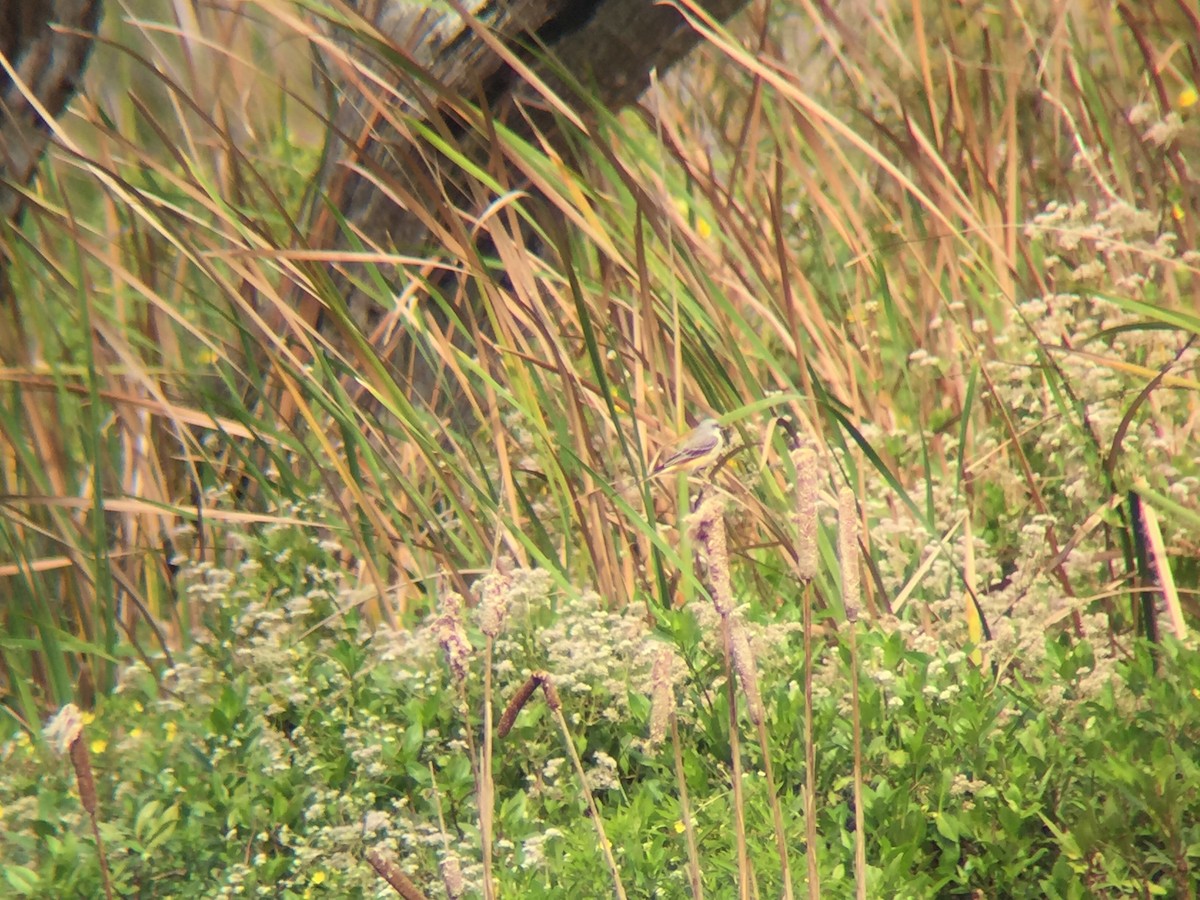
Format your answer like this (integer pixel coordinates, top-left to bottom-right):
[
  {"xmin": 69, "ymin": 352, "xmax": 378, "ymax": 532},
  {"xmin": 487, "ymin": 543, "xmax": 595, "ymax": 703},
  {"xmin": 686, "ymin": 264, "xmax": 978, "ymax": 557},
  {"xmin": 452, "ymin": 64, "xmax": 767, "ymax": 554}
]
[{"xmin": 650, "ymin": 418, "xmax": 726, "ymax": 478}]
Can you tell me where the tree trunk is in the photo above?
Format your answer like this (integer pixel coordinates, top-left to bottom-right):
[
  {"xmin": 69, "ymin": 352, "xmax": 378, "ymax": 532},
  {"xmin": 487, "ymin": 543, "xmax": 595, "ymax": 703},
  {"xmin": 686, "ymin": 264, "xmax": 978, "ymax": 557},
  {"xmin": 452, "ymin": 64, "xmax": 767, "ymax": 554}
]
[
  {"xmin": 0, "ymin": 0, "xmax": 751, "ymax": 415},
  {"xmin": 299, "ymin": 0, "xmax": 749, "ymax": 417},
  {"xmin": 0, "ymin": 0, "xmax": 102, "ymax": 316},
  {"xmin": 0, "ymin": 0, "xmax": 102, "ymax": 226}
]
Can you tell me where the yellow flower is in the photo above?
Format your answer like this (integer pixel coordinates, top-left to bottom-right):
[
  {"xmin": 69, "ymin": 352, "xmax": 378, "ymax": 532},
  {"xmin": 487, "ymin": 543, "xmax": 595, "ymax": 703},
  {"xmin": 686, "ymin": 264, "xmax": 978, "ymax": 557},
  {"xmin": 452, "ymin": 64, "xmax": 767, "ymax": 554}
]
[
  {"xmin": 674, "ymin": 198, "xmax": 713, "ymax": 240},
  {"xmin": 311, "ymin": 871, "xmax": 327, "ymax": 884},
  {"xmin": 1179, "ymin": 86, "xmax": 1199, "ymax": 109},
  {"xmin": 673, "ymin": 820, "xmax": 686, "ymax": 834},
  {"xmin": 89, "ymin": 738, "xmax": 107, "ymax": 754}
]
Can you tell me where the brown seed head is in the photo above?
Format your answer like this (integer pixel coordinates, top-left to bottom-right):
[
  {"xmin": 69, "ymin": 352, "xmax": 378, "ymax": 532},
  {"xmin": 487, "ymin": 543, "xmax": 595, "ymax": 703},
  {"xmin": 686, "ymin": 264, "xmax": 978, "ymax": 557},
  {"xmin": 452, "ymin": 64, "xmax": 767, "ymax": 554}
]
[
  {"xmin": 434, "ymin": 592, "xmax": 472, "ymax": 684},
  {"xmin": 441, "ymin": 855, "xmax": 465, "ymax": 899},
  {"xmin": 688, "ymin": 495, "xmax": 735, "ymax": 617},
  {"xmin": 647, "ymin": 648, "xmax": 678, "ymax": 747},
  {"xmin": 477, "ymin": 570, "xmax": 514, "ymax": 637},
  {"xmin": 729, "ymin": 620, "xmax": 764, "ymax": 725},
  {"xmin": 793, "ymin": 447, "xmax": 819, "ymax": 582},
  {"xmin": 498, "ymin": 673, "xmax": 542, "ymax": 738},
  {"xmin": 539, "ymin": 672, "xmax": 562, "ymax": 711},
  {"xmin": 838, "ymin": 486, "xmax": 861, "ymax": 621}
]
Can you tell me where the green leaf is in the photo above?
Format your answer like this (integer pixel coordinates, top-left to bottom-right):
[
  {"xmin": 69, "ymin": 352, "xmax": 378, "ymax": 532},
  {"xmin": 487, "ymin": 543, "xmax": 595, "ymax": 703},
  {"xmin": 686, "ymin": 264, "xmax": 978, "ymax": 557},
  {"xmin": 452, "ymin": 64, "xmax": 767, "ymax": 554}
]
[{"xmin": 1, "ymin": 865, "xmax": 41, "ymax": 894}]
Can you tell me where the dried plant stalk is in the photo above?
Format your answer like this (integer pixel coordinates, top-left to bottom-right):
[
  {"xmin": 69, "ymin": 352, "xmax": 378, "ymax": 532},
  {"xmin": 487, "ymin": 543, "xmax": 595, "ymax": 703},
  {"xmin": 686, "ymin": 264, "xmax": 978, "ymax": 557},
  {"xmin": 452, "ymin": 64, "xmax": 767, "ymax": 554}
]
[
  {"xmin": 45, "ymin": 705, "xmax": 113, "ymax": 900},
  {"xmin": 509, "ymin": 669, "xmax": 629, "ymax": 899},
  {"xmin": 671, "ymin": 713, "xmax": 705, "ymax": 899},
  {"xmin": 838, "ymin": 486, "xmax": 868, "ymax": 900},
  {"xmin": 720, "ymin": 616, "xmax": 752, "ymax": 899},
  {"xmin": 365, "ymin": 849, "xmax": 431, "ymax": 900}
]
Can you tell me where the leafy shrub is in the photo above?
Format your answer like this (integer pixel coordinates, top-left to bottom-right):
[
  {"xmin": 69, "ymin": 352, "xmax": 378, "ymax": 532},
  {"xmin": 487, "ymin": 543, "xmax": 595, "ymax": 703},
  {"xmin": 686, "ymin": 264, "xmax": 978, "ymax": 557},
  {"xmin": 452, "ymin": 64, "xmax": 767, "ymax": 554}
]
[{"xmin": 3, "ymin": 520, "xmax": 1198, "ymax": 897}]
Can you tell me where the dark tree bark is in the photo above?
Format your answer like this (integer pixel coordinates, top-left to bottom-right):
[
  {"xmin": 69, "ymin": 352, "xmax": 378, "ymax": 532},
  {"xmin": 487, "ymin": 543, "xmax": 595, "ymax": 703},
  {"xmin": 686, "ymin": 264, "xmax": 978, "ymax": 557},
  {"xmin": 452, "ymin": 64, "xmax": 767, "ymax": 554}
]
[
  {"xmin": 299, "ymin": 0, "xmax": 750, "ymax": 416},
  {"xmin": 0, "ymin": 0, "xmax": 102, "ymax": 225},
  {"xmin": 0, "ymin": 0, "xmax": 102, "ymax": 314},
  {"xmin": 0, "ymin": 0, "xmax": 750, "ymax": 413},
  {"xmin": 321, "ymin": 0, "xmax": 747, "ymax": 248}
]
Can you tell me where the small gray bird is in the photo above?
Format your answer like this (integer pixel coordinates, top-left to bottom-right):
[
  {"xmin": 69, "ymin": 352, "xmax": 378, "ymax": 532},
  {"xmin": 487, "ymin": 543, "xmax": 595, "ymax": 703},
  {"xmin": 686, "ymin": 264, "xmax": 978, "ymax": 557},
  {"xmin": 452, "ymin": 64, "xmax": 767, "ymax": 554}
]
[{"xmin": 651, "ymin": 418, "xmax": 725, "ymax": 476}]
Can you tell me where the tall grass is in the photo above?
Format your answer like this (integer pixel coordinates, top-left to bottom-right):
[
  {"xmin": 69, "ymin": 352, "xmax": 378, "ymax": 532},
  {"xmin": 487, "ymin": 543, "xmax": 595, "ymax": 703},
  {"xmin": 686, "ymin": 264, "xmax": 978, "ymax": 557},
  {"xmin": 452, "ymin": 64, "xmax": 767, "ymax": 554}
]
[{"xmin": 1, "ymin": 0, "xmax": 1198, "ymax": 891}]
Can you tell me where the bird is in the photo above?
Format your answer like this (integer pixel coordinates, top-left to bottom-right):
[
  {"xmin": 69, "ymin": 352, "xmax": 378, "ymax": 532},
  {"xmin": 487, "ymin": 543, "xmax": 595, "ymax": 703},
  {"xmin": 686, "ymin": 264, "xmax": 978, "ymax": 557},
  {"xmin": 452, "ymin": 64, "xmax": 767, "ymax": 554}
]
[{"xmin": 650, "ymin": 418, "xmax": 726, "ymax": 477}]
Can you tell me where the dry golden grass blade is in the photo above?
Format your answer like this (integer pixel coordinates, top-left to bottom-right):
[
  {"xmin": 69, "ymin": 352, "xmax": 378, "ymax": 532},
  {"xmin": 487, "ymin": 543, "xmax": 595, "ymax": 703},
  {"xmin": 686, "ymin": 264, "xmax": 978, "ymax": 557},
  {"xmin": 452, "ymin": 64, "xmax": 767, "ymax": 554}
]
[
  {"xmin": 890, "ymin": 513, "xmax": 967, "ymax": 617},
  {"xmin": 0, "ymin": 374, "xmax": 266, "ymax": 440}
]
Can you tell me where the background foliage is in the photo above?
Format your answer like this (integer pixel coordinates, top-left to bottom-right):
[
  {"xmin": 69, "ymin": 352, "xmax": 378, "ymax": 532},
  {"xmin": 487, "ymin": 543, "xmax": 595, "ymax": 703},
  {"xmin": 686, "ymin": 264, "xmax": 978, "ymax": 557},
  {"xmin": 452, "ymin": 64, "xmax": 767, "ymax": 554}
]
[{"xmin": 1, "ymin": 0, "xmax": 1198, "ymax": 896}]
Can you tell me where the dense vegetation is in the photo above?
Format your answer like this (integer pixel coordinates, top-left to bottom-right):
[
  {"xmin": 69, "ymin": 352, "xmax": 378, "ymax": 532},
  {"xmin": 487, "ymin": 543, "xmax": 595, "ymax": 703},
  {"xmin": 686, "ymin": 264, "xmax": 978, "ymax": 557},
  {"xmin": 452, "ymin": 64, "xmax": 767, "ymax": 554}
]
[{"xmin": 2, "ymin": 0, "xmax": 1198, "ymax": 897}]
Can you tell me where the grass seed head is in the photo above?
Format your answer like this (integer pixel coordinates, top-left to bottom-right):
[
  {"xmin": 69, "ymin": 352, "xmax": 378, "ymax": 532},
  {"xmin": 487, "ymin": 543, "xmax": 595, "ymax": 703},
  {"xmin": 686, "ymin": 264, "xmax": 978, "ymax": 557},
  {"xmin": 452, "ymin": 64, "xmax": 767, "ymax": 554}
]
[
  {"xmin": 794, "ymin": 446, "xmax": 819, "ymax": 582},
  {"xmin": 729, "ymin": 619, "xmax": 764, "ymax": 725},
  {"xmin": 647, "ymin": 647, "xmax": 679, "ymax": 746},
  {"xmin": 838, "ymin": 486, "xmax": 861, "ymax": 622},
  {"xmin": 688, "ymin": 495, "xmax": 735, "ymax": 617},
  {"xmin": 435, "ymin": 592, "xmax": 472, "ymax": 684}
]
